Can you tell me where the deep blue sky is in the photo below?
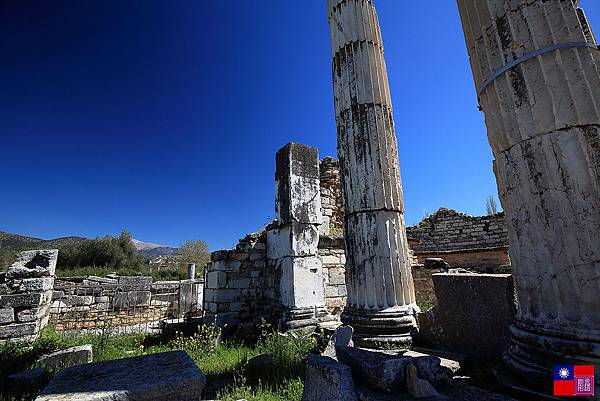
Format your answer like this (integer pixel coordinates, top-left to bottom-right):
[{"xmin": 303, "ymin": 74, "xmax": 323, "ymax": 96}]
[{"xmin": 1, "ymin": 1, "xmax": 599, "ymax": 250}]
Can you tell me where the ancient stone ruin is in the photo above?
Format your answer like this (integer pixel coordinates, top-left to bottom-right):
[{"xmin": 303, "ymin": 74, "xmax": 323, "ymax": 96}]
[
  {"xmin": 3, "ymin": 0, "xmax": 599, "ymax": 400},
  {"xmin": 457, "ymin": 0, "xmax": 600, "ymax": 397},
  {"xmin": 327, "ymin": 0, "xmax": 418, "ymax": 350}
]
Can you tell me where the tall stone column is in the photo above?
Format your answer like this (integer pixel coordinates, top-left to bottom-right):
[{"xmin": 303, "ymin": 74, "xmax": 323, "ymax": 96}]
[
  {"xmin": 267, "ymin": 143, "xmax": 331, "ymax": 329},
  {"xmin": 457, "ymin": 0, "xmax": 600, "ymax": 397},
  {"xmin": 327, "ymin": 0, "xmax": 418, "ymax": 348}
]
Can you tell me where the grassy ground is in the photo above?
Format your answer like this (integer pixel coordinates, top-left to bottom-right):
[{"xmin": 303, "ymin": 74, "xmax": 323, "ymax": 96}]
[{"xmin": 0, "ymin": 323, "xmax": 314, "ymax": 401}]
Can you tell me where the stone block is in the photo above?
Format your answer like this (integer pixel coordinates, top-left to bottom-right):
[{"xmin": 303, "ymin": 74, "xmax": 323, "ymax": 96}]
[
  {"xmin": 214, "ymin": 289, "xmax": 237, "ymax": 303},
  {"xmin": 84, "ymin": 276, "xmax": 118, "ymax": 285},
  {"xmin": 275, "ymin": 143, "xmax": 322, "ymax": 225},
  {"xmin": 64, "ymin": 295, "xmax": 94, "ymax": 306},
  {"xmin": 407, "ymin": 363, "xmax": 440, "ymax": 399},
  {"xmin": 336, "ymin": 346, "xmax": 459, "ymax": 392},
  {"xmin": 112, "ymin": 291, "xmax": 151, "ymax": 310},
  {"xmin": 301, "ymin": 355, "xmax": 357, "ymax": 401},
  {"xmin": 206, "ymin": 271, "xmax": 227, "ymax": 289},
  {"xmin": 19, "ymin": 277, "xmax": 55, "ymax": 293},
  {"xmin": 17, "ymin": 306, "xmax": 49, "ymax": 323},
  {"xmin": 0, "ymin": 293, "xmax": 44, "ymax": 308},
  {"xmin": 321, "ymin": 255, "xmax": 341, "ymax": 265},
  {"xmin": 0, "ymin": 308, "xmax": 15, "ymax": 324},
  {"xmin": 423, "ymin": 273, "xmax": 516, "ymax": 360},
  {"xmin": 6, "ymin": 250, "xmax": 58, "ymax": 279},
  {"xmin": 277, "ymin": 256, "xmax": 325, "ymax": 309},
  {"xmin": 36, "ymin": 351, "xmax": 205, "ymax": 401},
  {"xmin": 267, "ymin": 223, "xmax": 319, "ymax": 259},
  {"xmin": 0, "ymin": 322, "xmax": 38, "ymax": 339},
  {"xmin": 117, "ymin": 276, "xmax": 153, "ymax": 287},
  {"xmin": 36, "ymin": 345, "xmax": 93, "ymax": 371}
]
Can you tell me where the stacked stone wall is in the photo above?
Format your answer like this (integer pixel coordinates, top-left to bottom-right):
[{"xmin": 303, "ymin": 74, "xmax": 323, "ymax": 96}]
[
  {"xmin": 50, "ymin": 275, "xmax": 203, "ymax": 333},
  {"xmin": 0, "ymin": 250, "xmax": 57, "ymax": 343},
  {"xmin": 319, "ymin": 157, "xmax": 344, "ymax": 237},
  {"xmin": 203, "ymin": 233, "xmax": 273, "ymax": 331},
  {"xmin": 407, "ymin": 208, "xmax": 507, "ymax": 252},
  {"xmin": 318, "ymin": 237, "xmax": 346, "ymax": 313}
]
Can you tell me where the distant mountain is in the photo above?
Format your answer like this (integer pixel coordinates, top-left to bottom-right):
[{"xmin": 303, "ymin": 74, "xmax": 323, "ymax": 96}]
[
  {"xmin": 0, "ymin": 231, "xmax": 86, "ymax": 251},
  {"xmin": 131, "ymin": 239, "xmax": 180, "ymax": 257},
  {"xmin": 0, "ymin": 231, "xmax": 179, "ymax": 257}
]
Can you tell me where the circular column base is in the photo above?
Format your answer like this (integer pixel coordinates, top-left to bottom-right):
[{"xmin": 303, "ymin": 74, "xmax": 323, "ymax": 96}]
[
  {"xmin": 341, "ymin": 305, "xmax": 419, "ymax": 350},
  {"xmin": 502, "ymin": 321, "xmax": 600, "ymax": 397}
]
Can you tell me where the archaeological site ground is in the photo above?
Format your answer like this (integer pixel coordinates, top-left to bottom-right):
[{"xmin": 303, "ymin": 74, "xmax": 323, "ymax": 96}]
[{"xmin": 1, "ymin": 0, "xmax": 600, "ymax": 400}]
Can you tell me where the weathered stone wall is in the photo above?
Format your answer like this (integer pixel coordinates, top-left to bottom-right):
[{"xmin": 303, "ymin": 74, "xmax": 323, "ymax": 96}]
[
  {"xmin": 203, "ymin": 233, "xmax": 273, "ymax": 332},
  {"xmin": 0, "ymin": 250, "xmax": 57, "ymax": 343},
  {"xmin": 50, "ymin": 275, "xmax": 203, "ymax": 333},
  {"xmin": 319, "ymin": 157, "xmax": 344, "ymax": 237},
  {"xmin": 406, "ymin": 208, "xmax": 509, "ymax": 268},
  {"xmin": 318, "ymin": 236, "xmax": 346, "ymax": 313}
]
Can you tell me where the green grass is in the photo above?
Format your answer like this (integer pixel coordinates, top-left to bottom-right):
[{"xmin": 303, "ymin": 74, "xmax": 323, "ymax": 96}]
[{"xmin": 0, "ymin": 324, "xmax": 315, "ymax": 401}]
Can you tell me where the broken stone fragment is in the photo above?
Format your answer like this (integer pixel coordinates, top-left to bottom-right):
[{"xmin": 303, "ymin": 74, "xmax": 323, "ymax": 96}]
[
  {"xmin": 36, "ymin": 345, "xmax": 93, "ymax": 371},
  {"xmin": 407, "ymin": 363, "xmax": 440, "ymax": 399},
  {"xmin": 6, "ymin": 250, "xmax": 58, "ymax": 279},
  {"xmin": 36, "ymin": 351, "xmax": 205, "ymax": 401},
  {"xmin": 336, "ymin": 346, "xmax": 459, "ymax": 393},
  {"xmin": 301, "ymin": 355, "xmax": 358, "ymax": 401},
  {"xmin": 323, "ymin": 325, "xmax": 354, "ymax": 359}
]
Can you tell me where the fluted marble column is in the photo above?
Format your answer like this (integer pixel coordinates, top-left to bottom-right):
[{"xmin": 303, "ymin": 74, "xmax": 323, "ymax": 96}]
[
  {"xmin": 327, "ymin": 0, "xmax": 418, "ymax": 348},
  {"xmin": 457, "ymin": 0, "xmax": 600, "ymax": 397}
]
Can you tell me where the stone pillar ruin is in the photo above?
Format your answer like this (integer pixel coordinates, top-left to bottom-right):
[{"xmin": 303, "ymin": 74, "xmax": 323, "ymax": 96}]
[
  {"xmin": 327, "ymin": 0, "xmax": 418, "ymax": 348},
  {"xmin": 0, "ymin": 250, "xmax": 58, "ymax": 343},
  {"xmin": 456, "ymin": 0, "xmax": 600, "ymax": 396},
  {"xmin": 267, "ymin": 143, "xmax": 330, "ymax": 329}
]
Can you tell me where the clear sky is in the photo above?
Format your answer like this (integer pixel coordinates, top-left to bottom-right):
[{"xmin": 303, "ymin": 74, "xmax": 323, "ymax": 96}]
[{"xmin": 1, "ymin": 1, "xmax": 599, "ymax": 250}]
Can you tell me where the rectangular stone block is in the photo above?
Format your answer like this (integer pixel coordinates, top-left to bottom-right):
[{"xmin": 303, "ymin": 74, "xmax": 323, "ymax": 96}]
[
  {"xmin": 275, "ymin": 143, "xmax": 322, "ymax": 225},
  {"xmin": 112, "ymin": 291, "xmax": 151, "ymax": 310},
  {"xmin": 117, "ymin": 276, "xmax": 153, "ymax": 287},
  {"xmin": 19, "ymin": 277, "xmax": 54, "ymax": 293},
  {"xmin": 64, "ymin": 295, "xmax": 94, "ymax": 307},
  {"xmin": 267, "ymin": 223, "xmax": 319, "ymax": 259},
  {"xmin": 0, "ymin": 308, "xmax": 15, "ymax": 324},
  {"xmin": 36, "ymin": 351, "xmax": 205, "ymax": 401},
  {"xmin": 0, "ymin": 293, "xmax": 44, "ymax": 308},
  {"xmin": 0, "ymin": 322, "xmax": 38, "ymax": 339},
  {"xmin": 278, "ymin": 256, "xmax": 325, "ymax": 309},
  {"xmin": 214, "ymin": 289, "xmax": 237, "ymax": 303},
  {"xmin": 422, "ymin": 273, "xmax": 516, "ymax": 360},
  {"xmin": 17, "ymin": 306, "xmax": 49, "ymax": 323},
  {"xmin": 206, "ymin": 271, "xmax": 227, "ymax": 289}
]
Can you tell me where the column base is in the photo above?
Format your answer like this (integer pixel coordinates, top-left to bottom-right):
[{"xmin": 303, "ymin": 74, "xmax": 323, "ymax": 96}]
[
  {"xmin": 501, "ymin": 321, "xmax": 600, "ymax": 399},
  {"xmin": 278, "ymin": 306, "xmax": 336, "ymax": 331},
  {"xmin": 341, "ymin": 306, "xmax": 419, "ymax": 350}
]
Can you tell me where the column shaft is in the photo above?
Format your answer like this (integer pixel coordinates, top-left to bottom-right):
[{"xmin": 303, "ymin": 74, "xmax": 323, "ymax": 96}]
[
  {"xmin": 328, "ymin": 0, "xmax": 418, "ymax": 348},
  {"xmin": 457, "ymin": 0, "xmax": 600, "ymax": 395}
]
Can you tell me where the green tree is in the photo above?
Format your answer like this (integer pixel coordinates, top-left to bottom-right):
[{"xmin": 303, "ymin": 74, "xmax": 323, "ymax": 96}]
[
  {"xmin": 0, "ymin": 249, "xmax": 17, "ymax": 272},
  {"xmin": 57, "ymin": 230, "xmax": 145, "ymax": 271},
  {"xmin": 179, "ymin": 240, "xmax": 210, "ymax": 275}
]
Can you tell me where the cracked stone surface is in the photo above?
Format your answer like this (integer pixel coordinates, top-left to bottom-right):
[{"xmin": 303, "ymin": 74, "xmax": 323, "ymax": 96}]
[
  {"xmin": 36, "ymin": 351, "xmax": 205, "ymax": 401},
  {"xmin": 457, "ymin": 0, "xmax": 600, "ymax": 395},
  {"xmin": 327, "ymin": 0, "xmax": 417, "ymax": 348}
]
